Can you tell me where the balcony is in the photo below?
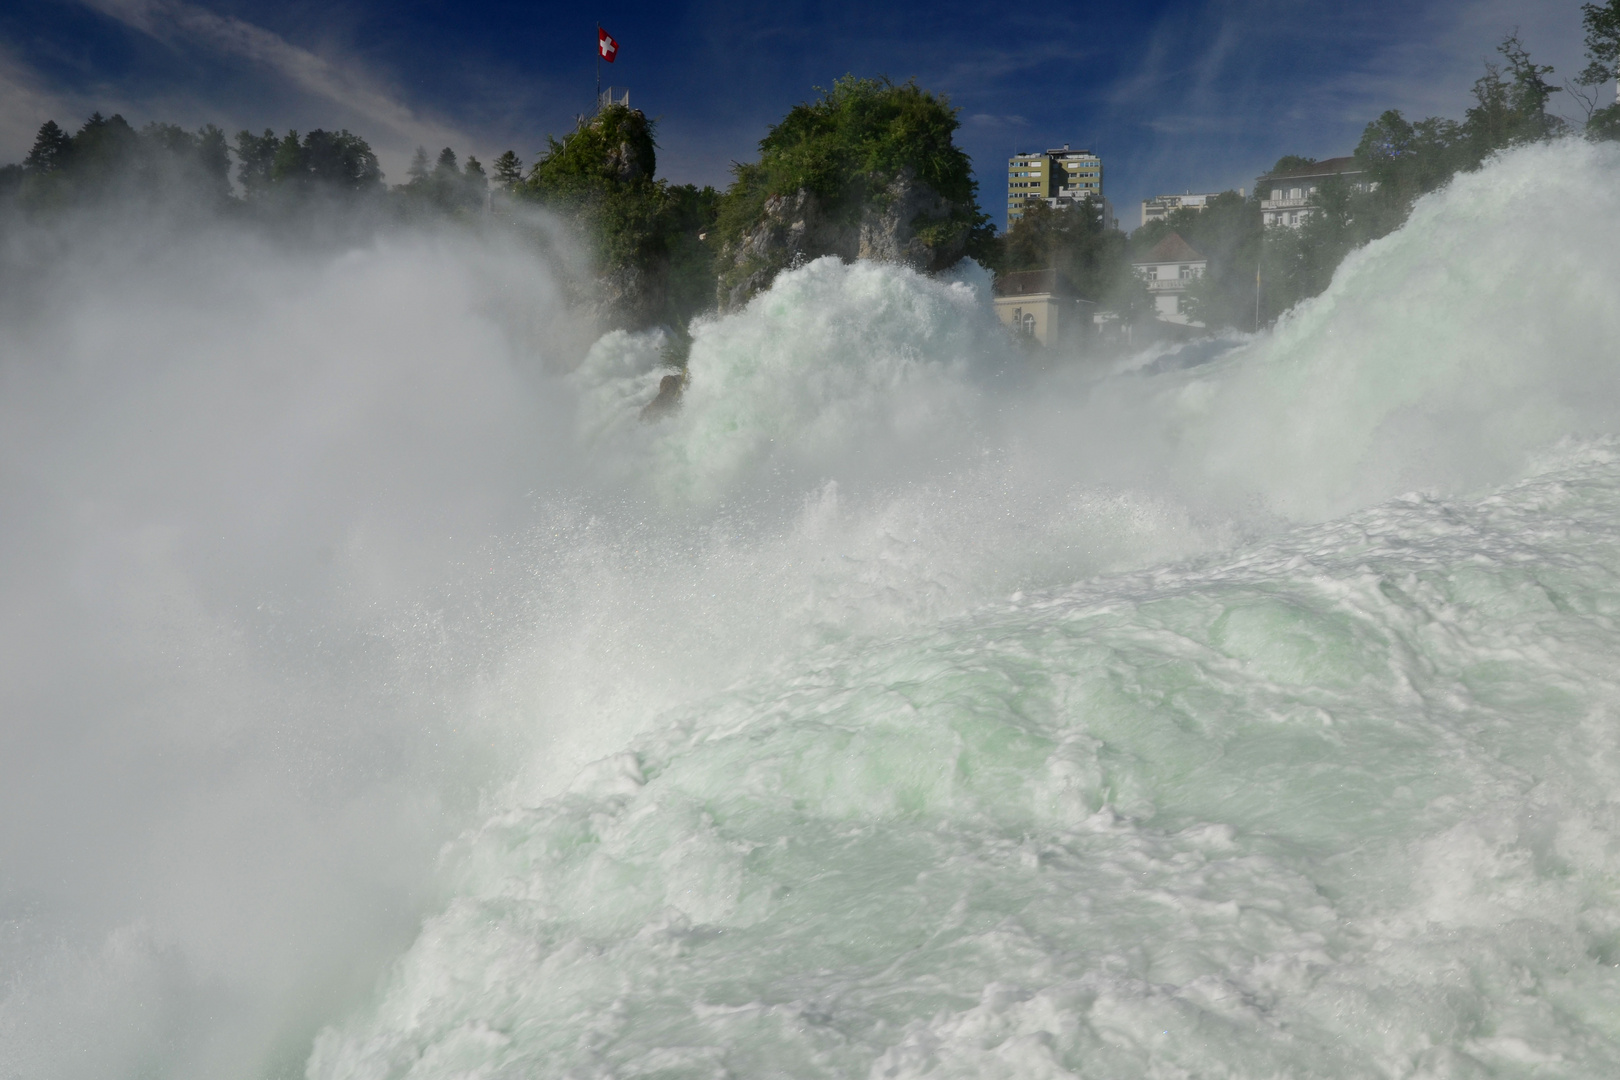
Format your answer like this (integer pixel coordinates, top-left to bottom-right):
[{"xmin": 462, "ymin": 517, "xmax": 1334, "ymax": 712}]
[
  {"xmin": 1260, "ymin": 195, "xmax": 1311, "ymax": 210},
  {"xmin": 1144, "ymin": 277, "xmax": 1195, "ymax": 291}
]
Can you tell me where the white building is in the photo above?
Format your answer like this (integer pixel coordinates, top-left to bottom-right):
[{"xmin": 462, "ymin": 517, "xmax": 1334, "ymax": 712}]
[
  {"xmin": 1255, "ymin": 157, "xmax": 1371, "ymax": 228},
  {"xmin": 1140, "ymin": 190, "xmax": 1242, "ymax": 228},
  {"xmin": 992, "ymin": 269, "xmax": 1096, "ymax": 347},
  {"xmin": 1131, "ymin": 232, "xmax": 1207, "ymax": 325}
]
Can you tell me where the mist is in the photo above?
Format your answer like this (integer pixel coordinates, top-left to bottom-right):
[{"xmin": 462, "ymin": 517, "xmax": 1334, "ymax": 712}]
[
  {"xmin": 0, "ymin": 196, "xmax": 603, "ymax": 1076},
  {"xmin": 5, "ymin": 136, "xmax": 1620, "ymax": 1079}
]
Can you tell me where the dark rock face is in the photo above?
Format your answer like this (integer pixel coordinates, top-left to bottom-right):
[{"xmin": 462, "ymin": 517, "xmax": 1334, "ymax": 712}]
[
  {"xmin": 857, "ymin": 169, "xmax": 967, "ymax": 268},
  {"xmin": 639, "ymin": 373, "xmax": 684, "ymax": 422},
  {"xmin": 718, "ymin": 168, "xmax": 971, "ymax": 310},
  {"xmin": 718, "ymin": 189, "xmax": 834, "ymax": 310},
  {"xmin": 602, "ymin": 120, "xmax": 653, "ymax": 184},
  {"xmin": 589, "ymin": 263, "xmax": 662, "ymax": 334}
]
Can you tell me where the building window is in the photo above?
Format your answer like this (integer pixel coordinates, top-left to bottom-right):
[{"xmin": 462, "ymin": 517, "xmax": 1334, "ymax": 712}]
[
  {"xmin": 1022, "ymin": 313, "xmax": 1036, "ymax": 336},
  {"xmin": 1178, "ymin": 264, "xmax": 1192, "ymax": 279},
  {"xmin": 1271, "ymin": 189, "xmax": 1282, "ymax": 200}
]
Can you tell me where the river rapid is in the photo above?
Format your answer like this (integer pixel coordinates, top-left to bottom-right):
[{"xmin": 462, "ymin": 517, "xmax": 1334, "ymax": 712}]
[{"xmin": 4, "ymin": 140, "xmax": 1620, "ymax": 1079}]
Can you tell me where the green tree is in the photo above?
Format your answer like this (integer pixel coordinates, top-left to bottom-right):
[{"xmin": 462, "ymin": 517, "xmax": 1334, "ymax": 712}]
[
  {"xmin": 1590, "ymin": 102, "xmax": 1620, "ymax": 139},
  {"xmin": 1268, "ymin": 155, "xmax": 1317, "ymax": 174},
  {"xmin": 195, "ymin": 125, "xmax": 231, "ymax": 199},
  {"xmin": 234, "ymin": 129, "xmax": 279, "ymax": 197},
  {"xmin": 23, "ymin": 121, "xmax": 72, "ymax": 173},
  {"xmin": 1237, "ymin": 32, "xmax": 1565, "ymax": 327},
  {"xmin": 406, "ymin": 146, "xmax": 431, "ymax": 183},
  {"xmin": 711, "ymin": 76, "xmax": 991, "ymax": 300},
  {"xmin": 727, "ymin": 75, "xmax": 976, "ymax": 207},
  {"xmin": 493, "ymin": 150, "xmax": 523, "ymax": 189},
  {"xmin": 520, "ymin": 104, "xmax": 718, "ymax": 329},
  {"xmin": 524, "ymin": 104, "xmax": 660, "ymax": 246},
  {"xmin": 1463, "ymin": 33, "xmax": 1564, "ymax": 159},
  {"xmin": 997, "ymin": 197, "xmax": 1124, "ymax": 304},
  {"xmin": 1353, "ymin": 110, "xmax": 1463, "ymax": 237},
  {"xmin": 1580, "ymin": 1, "xmax": 1620, "ymax": 138},
  {"xmin": 529, "ymin": 106, "xmax": 655, "ymax": 195},
  {"xmin": 424, "ymin": 148, "xmax": 479, "ymax": 210},
  {"xmin": 462, "ymin": 155, "xmax": 488, "ymax": 208},
  {"xmin": 300, "ymin": 129, "xmax": 383, "ymax": 191},
  {"xmin": 130, "ymin": 121, "xmax": 230, "ymax": 200},
  {"xmin": 1355, "ymin": 111, "xmax": 1462, "ymax": 195},
  {"xmin": 270, "ymin": 130, "xmax": 306, "ymax": 185},
  {"xmin": 1580, "ymin": 0, "xmax": 1620, "ymax": 88},
  {"xmin": 242, "ymin": 129, "xmax": 383, "ymax": 197},
  {"xmin": 9, "ymin": 112, "xmax": 233, "ymax": 209},
  {"xmin": 1150, "ymin": 192, "xmax": 1263, "ymax": 330},
  {"xmin": 69, "ymin": 113, "xmax": 138, "ymax": 187},
  {"xmin": 399, "ymin": 145, "xmax": 483, "ymax": 213}
]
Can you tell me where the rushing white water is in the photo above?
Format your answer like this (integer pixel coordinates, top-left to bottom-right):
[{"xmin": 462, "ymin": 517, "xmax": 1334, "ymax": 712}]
[{"xmin": 4, "ymin": 139, "xmax": 1620, "ymax": 1080}]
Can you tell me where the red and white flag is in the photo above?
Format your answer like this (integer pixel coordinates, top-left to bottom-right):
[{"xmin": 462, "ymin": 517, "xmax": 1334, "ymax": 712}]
[{"xmin": 598, "ymin": 27, "xmax": 619, "ymax": 62}]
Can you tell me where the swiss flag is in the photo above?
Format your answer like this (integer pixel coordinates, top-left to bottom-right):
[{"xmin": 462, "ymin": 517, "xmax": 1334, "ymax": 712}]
[{"xmin": 598, "ymin": 27, "xmax": 619, "ymax": 62}]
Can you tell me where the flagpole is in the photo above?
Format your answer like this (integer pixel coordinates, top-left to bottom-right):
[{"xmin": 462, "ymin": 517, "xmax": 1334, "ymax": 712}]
[{"xmin": 595, "ymin": 23, "xmax": 600, "ymax": 112}]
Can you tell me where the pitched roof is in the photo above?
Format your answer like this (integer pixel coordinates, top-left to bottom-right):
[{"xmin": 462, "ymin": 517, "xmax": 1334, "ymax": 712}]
[
  {"xmin": 1134, "ymin": 232, "xmax": 1205, "ymax": 266},
  {"xmin": 1257, "ymin": 155, "xmax": 1362, "ymax": 182},
  {"xmin": 993, "ymin": 268, "xmax": 1078, "ymax": 298}
]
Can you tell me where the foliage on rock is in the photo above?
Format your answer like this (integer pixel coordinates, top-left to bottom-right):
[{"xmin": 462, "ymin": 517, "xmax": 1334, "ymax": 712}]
[
  {"xmin": 517, "ymin": 105, "xmax": 719, "ymax": 332},
  {"xmin": 713, "ymin": 76, "xmax": 991, "ymax": 307}
]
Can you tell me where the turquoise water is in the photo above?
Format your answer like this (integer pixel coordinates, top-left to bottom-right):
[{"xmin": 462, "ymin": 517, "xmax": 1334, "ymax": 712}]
[{"xmin": 308, "ymin": 448, "xmax": 1620, "ymax": 1079}]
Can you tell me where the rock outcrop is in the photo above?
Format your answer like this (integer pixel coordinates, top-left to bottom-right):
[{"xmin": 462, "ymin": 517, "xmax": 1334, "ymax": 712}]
[
  {"xmin": 598, "ymin": 113, "xmax": 653, "ymax": 184},
  {"xmin": 522, "ymin": 104, "xmax": 717, "ymax": 334},
  {"xmin": 717, "ymin": 167, "xmax": 973, "ymax": 310}
]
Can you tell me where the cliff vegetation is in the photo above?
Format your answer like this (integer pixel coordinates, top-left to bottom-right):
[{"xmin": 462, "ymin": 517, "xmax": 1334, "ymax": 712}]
[
  {"xmin": 711, "ymin": 76, "xmax": 992, "ymax": 308},
  {"xmin": 515, "ymin": 104, "xmax": 718, "ymax": 332}
]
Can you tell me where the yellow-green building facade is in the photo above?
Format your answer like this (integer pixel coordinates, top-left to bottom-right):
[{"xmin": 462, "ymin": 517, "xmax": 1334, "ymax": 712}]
[{"xmin": 1007, "ymin": 145, "xmax": 1103, "ymax": 225}]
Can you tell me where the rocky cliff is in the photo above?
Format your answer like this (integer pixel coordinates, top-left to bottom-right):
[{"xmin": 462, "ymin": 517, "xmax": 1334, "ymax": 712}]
[
  {"xmin": 709, "ymin": 76, "xmax": 990, "ymax": 311},
  {"xmin": 717, "ymin": 167, "xmax": 973, "ymax": 309},
  {"xmin": 520, "ymin": 105, "xmax": 718, "ymax": 334}
]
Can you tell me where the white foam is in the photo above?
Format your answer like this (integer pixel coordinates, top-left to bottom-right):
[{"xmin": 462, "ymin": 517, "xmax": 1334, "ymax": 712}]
[
  {"xmin": 8, "ymin": 138, "xmax": 1620, "ymax": 1080},
  {"xmin": 308, "ymin": 140, "xmax": 1620, "ymax": 1080}
]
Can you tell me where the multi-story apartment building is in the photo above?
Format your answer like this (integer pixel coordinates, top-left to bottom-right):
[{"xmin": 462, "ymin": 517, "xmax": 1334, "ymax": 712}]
[
  {"xmin": 1255, "ymin": 157, "xmax": 1371, "ymax": 228},
  {"xmin": 1140, "ymin": 190, "xmax": 1243, "ymax": 228},
  {"xmin": 1007, "ymin": 146, "xmax": 1104, "ymax": 225}
]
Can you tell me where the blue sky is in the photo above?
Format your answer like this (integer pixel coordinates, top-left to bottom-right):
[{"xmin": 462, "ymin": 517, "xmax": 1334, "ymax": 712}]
[{"xmin": 0, "ymin": 0, "xmax": 1594, "ymax": 229}]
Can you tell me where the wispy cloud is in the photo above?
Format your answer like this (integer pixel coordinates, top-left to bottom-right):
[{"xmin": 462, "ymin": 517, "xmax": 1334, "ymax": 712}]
[
  {"xmin": 0, "ymin": 45, "xmax": 85, "ymax": 160},
  {"xmin": 76, "ymin": 0, "xmax": 466, "ymax": 154},
  {"xmin": 1090, "ymin": 0, "xmax": 1587, "ymax": 212},
  {"xmin": 965, "ymin": 112, "xmax": 1030, "ymax": 129},
  {"xmin": 1308, "ymin": 0, "xmax": 1588, "ymax": 125}
]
